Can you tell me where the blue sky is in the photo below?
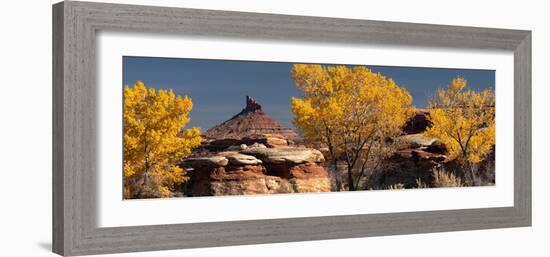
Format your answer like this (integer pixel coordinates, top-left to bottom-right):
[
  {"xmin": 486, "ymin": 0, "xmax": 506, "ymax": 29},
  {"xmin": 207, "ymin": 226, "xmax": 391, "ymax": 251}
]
[{"xmin": 123, "ymin": 56, "xmax": 495, "ymax": 131}]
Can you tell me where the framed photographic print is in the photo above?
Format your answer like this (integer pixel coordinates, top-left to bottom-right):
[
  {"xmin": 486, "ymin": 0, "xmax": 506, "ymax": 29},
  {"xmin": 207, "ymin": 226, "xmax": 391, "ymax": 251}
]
[{"xmin": 52, "ymin": 1, "xmax": 531, "ymax": 256}]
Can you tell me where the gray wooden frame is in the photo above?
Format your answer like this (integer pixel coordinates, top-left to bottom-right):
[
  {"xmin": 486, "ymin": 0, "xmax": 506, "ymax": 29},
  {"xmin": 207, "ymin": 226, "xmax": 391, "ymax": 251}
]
[{"xmin": 52, "ymin": 1, "xmax": 531, "ymax": 256}]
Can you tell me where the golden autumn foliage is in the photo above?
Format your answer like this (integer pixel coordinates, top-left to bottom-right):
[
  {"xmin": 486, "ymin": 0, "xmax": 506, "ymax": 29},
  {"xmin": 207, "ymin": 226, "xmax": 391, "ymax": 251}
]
[
  {"xmin": 123, "ymin": 81, "xmax": 202, "ymax": 199},
  {"xmin": 290, "ymin": 64, "xmax": 414, "ymax": 190},
  {"xmin": 425, "ymin": 77, "xmax": 495, "ymax": 163},
  {"xmin": 425, "ymin": 77, "xmax": 495, "ymax": 185}
]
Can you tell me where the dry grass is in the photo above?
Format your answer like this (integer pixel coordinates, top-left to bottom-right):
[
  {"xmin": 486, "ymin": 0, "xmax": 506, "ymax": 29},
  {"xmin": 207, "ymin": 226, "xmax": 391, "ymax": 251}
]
[
  {"xmin": 386, "ymin": 183, "xmax": 405, "ymax": 190},
  {"xmin": 432, "ymin": 168, "xmax": 462, "ymax": 188},
  {"xmin": 415, "ymin": 178, "xmax": 429, "ymax": 188}
]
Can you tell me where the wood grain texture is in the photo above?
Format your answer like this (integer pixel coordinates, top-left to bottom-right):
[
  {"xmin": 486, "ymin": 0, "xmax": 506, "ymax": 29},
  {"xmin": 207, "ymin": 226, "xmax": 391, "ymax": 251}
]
[
  {"xmin": 52, "ymin": 2, "xmax": 65, "ymax": 255},
  {"xmin": 52, "ymin": 1, "xmax": 532, "ymax": 256},
  {"xmin": 514, "ymin": 32, "xmax": 532, "ymax": 224}
]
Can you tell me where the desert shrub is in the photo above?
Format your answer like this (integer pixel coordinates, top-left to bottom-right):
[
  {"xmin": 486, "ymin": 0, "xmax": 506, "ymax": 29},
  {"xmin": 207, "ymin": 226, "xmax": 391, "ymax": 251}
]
[
  {"xmin": 477, "ymin": 148, "xmax": 496, "ymax": 186},
  {"xmin": 432, "ymin": 168, "xmax": 463, "ymax": 188},
  {"xmin": 386, "ymin": 183, "xmax": 405, "ymax": 190},
  {"xmin": 415, "ymin": 178, "xmax": 429, "ymax": 188}
]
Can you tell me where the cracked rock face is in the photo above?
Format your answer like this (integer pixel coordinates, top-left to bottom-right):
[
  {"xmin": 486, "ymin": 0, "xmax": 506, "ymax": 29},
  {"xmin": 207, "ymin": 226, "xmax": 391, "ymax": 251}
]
[
  {"xmin": 223, "ymin": 153, "xmax": 263, "ymax": 166},
  {"xmin": 184, "ymin": 156, "xmax": 229, "ymax": 167}
]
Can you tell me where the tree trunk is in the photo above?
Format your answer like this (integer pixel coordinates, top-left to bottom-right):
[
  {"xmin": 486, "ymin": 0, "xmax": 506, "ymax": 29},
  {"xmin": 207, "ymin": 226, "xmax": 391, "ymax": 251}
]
[
  {"xmin": 347, "ymin": 165, "xmax": 356, "ymax": 191},
  {"xmin": 134, "ymin": 172, "xmax": 149, "ymax": 198},
  {"xmin": 134, "ymin": 156, "xmax": 151, "ymax": 198},
  {"xmin": 332, "ymin": 159, "xmax": 341, "ymax": 191},
  {"xmin": 468, "ymin": 163, "xmax": 478, "ymax": 186}
]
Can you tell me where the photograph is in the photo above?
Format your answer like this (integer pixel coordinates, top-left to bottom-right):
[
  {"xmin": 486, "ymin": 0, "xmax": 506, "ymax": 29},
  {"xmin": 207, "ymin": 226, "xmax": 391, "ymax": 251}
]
[
  {"xmin": 122, "ymin": 57, "xmax": 496, "ymax": 199},
  {"xmin": 1, "ymin": 0, "xmax": 541, "ymax": 256}
]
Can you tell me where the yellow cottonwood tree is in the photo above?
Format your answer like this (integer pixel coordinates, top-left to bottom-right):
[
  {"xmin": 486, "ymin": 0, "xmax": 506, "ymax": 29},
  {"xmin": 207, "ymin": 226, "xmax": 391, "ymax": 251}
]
[
  {"xmin": 123, "ymin": 81, "xmax": 202, "ymax": 199},
  {"xmin": 291, "ymin": 64, "xmax": 414, "ymax": 191},
  {"xmin": 425, "ymin": 77, "xmax": 495, "ymax": 185}
]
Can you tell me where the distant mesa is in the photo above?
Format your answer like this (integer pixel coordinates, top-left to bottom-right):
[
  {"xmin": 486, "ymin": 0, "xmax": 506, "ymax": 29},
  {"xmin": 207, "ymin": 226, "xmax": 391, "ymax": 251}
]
[{"xmin": 203, "ymin": 96, "xmax": 298, "ymax": 141}]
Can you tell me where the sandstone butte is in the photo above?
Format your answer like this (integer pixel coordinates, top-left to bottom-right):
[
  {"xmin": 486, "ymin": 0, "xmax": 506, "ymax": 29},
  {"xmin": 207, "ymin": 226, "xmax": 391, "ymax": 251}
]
[{"xmin": 203, "ymin": 96, "xmax": 298, "ymax": 143}]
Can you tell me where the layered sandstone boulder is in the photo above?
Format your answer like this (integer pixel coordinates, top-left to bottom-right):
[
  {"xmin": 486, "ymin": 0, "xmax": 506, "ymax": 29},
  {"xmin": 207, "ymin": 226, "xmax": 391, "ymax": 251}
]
[
  {"xmin": 397, "ymin": 134, "xmax": 437, "ymax": 148},
  {"xmin": 240, "ymin": 146, "xmax": 325, "ymax": 164},
  {"xmin": 183, "ymin": 146, "xmax": 331, "ymax": 196}
]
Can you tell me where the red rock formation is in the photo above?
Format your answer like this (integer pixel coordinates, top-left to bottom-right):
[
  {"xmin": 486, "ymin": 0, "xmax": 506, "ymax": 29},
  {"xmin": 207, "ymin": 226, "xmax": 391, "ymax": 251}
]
[
  {"xmin": 203, "ymin": 96, "xmax": 298, "ymax": 141},
  {"xmin": 265, "ymin": 163, "xmax": 329, "ymax": 180},
  {"xmin": 183, "ymin": 147, "xmax": 331, "ymax": 196}
]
